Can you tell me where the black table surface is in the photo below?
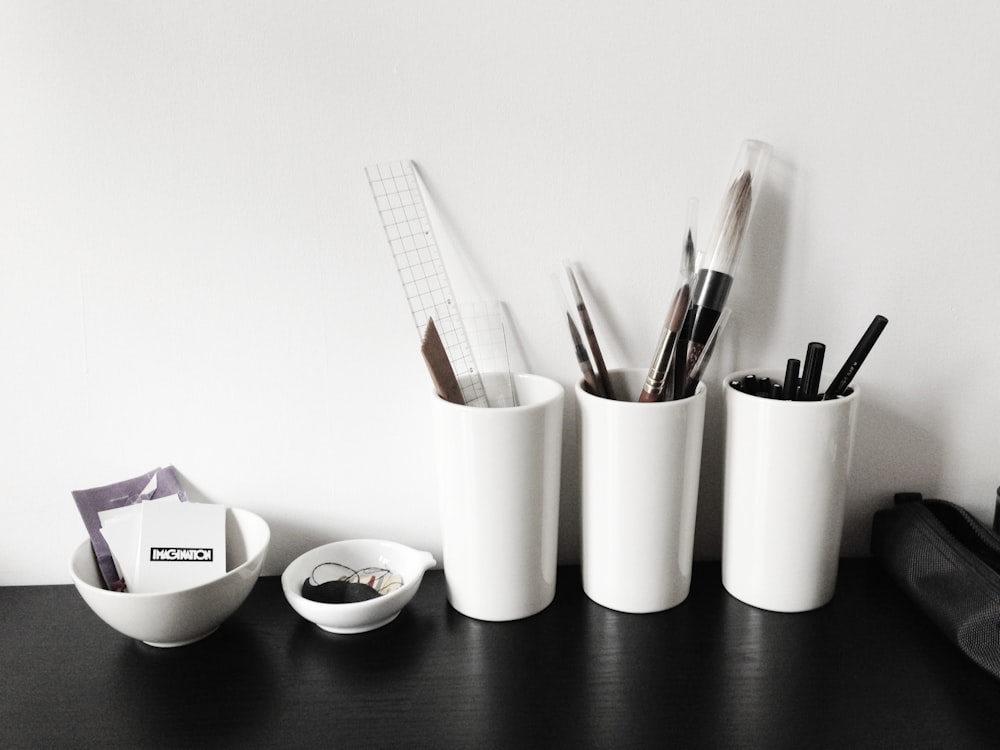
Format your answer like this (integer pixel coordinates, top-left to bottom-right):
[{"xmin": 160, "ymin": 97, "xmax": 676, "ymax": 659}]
[{"xmin": 2, "ymin": 560, "xmax": 999, "ymax": 749}]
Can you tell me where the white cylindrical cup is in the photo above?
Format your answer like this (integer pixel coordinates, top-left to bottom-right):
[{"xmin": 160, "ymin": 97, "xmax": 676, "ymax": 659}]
[
  {"xmin": 578, "ymin": 368, "xmax": 707, "ymax": 613},
  {"xmin": 432, "ymin": 373, "xmax": 564, "ymax": 621},
  {"xmin": 722, "ymin": 368, "xmax": 860, "ymax": 612}
]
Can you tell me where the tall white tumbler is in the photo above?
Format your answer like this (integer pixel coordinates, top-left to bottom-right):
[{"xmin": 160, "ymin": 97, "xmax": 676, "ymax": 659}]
[
  {"xmin": 722, "ymin": 369, "xmax": 860, "ymax": 612},
  {"xmin": 432, "ymin": 373, "xmax": 564, "ymax": 621},
  {"xmin": 578, "ymin": 368, "xmax": 707, "ymax": 613}
]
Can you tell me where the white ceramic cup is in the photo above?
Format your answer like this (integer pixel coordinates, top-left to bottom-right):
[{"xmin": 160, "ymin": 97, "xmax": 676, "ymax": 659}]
[
  {"xmin": 578, "ymin": 368, "xmax": 707, "ymax": 613},
  {"xmin": 432, "ymin": 372, "xmax": 564, "ymax": 621},
  {"xmin": 722, "ymin": 368, "xmax": 860, "ymax": 612}
]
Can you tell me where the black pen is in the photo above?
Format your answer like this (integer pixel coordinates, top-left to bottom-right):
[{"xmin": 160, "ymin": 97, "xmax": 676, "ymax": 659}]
[
  {"xmin": 824, "ymin": 315, "xmax": 888, "ymax": 400},
  {"xmin": 782, "ymin": 358, "xmax": 800, "ymax": 401},
  {"xmin": 799, "ymin": 342, "xmax": 825, "ymax": 400}
]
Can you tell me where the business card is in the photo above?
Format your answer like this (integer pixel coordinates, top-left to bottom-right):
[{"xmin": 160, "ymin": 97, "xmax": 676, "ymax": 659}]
[{"xmin": 131, "ymin": 501, "xmax": 227, "ymax": 594}]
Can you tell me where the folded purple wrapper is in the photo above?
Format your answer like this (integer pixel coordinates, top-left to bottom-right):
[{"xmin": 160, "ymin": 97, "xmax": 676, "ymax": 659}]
[{"xmin": 71, "ymin": 466, "xmax": 188, "ymax": 591}]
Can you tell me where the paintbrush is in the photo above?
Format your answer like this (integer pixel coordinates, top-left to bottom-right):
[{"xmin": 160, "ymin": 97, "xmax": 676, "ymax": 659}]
[
  {"xmin": 678, "ymin": 169, "xmax": 751, "ymax": 394},
  {"xmin": 638, "ymin": 282, "xmax": 690, "ymax": 402},
  {"xmin": 640, "ymin": 210, "xmax": 696, "ymax": 402},
  {"xmin": 684, "ymin": 308, "xmax": 732, "ymax": 395},
  {"xmin": 682, "ymin": 197, "xmax": 698, "ymax": 285},
  {"xmin": 667, "ymin": 208, "xmax": 697, "ymax": 400},
  {"xmin": 567, "ymin": 312, "xmax": 601, "ymax": 396},
  {"xmin": 676, "ymin": 140, "xmax": 771, "ymax": 396},
  {"xmin": 564, "ymin": 262, "xmax": 614, "ymax": 399}
]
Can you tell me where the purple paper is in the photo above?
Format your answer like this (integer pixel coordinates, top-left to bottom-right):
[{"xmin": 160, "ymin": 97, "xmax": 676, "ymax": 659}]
[{"xmin": 71, "ymin": 466, "xmax": 188, "ymax": 591}]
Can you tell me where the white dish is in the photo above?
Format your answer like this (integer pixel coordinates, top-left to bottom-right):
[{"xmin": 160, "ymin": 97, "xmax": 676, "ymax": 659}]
[
  {"xmin": 69, "ymin": 507, "xmax": 270, "ymax": 647},
  {"xmin": 281, "ymin": 539, "xmax": 436, "ymax": 634}
]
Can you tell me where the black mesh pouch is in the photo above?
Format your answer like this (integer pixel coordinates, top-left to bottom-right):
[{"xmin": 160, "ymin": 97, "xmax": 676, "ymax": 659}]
[{"xmin": 871, "ymin": 492, "xmax": 1000, "ymax": 680}]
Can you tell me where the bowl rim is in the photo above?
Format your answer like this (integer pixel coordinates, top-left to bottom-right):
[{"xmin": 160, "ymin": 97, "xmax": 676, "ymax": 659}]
[{"xmin": 68, "ymin": 506, "xmax": 271, "ymax": 598}]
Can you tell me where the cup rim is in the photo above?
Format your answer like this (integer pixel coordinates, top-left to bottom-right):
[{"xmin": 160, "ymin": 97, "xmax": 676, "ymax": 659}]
[
  {"xmin": 575, "ymin": 366, "xmax": 706, "ymax": 405},
  {"xmin": 431, "ymin": 372, "xmax": 563, "ymax": 411},
  {"xmin": 723, "ymin": 367, "xmax": 860, "ymax": 405}
]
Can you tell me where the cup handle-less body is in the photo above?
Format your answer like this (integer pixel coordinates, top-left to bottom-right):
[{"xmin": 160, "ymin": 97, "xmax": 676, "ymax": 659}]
[
  {"xmin": 578, "ymin": 368, "xmax": 707, "ymax": 613},
  {"xmin": 432, "ymin": 373, "xmax": 564, "ymax": 621},
  {"xmin": 722, "ymin": 368, "xmax": 859, "ymax": 612}
]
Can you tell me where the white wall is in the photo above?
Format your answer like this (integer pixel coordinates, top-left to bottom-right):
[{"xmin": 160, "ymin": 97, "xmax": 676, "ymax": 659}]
[{"xmin": 3, "ymin": 1, "xmax": 999, "ymax": 584}]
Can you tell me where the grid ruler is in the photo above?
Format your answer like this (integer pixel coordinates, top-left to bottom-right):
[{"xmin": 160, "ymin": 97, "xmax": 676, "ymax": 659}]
[{"xmin": 365, "ymin": 160, "xmax": 490, "ymax": 407}]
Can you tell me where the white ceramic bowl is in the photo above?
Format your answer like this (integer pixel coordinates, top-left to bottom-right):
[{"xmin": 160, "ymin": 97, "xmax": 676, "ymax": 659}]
[
  {"xmin": 69, "ymin": 507, "xmax": 270, "ymax": 647},
  {"xmin": 281, "ymin": 539, "xmax": 436, "ymax": 634}
]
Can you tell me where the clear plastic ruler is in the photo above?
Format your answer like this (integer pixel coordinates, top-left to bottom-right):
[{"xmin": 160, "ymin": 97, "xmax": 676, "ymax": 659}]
[
  {"xmin": 461, "ymin": 300, "xmax": 516, "ymax": 408},
  {"xmin": 365, "ymin": 160, "xmax": 490, "ymax": 407}
]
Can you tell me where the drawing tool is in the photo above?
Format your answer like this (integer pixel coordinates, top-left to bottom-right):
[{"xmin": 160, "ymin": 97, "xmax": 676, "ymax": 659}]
[
  {"xmin": 683, "ymin": 197, "xmax": 699, "ymax": 282},
  {"xmin": 567, "ymin": 312, "xmax": 601, "ymax": 396},
  {"xmin": 799, "ymin": 342, "xmax": 826, "ymax": 400},
  {"xmin": 553, "ymin": 271, "xmax": 604, "ymax": 396},
  {"xmin": 683, "ymin": 308, "xmax": 731, "ymax": 397},
  {"xmin": 668, "ymin": 205, "xmax": 698, "ymax": 400},
  {"xmin": 565, "ymin": 262, "xmax": 614, "ymax": 399},
  {"xmin": 421, "ymin": 317, "xmax": 465, "ymax": 404},
  {"xmin": 366, "ymin": 160, "xmax": 490, "ymax": 407},
  {"xmin": 824, "ymin": 315, "xmax": 888, "ymax": 399},
  {"xmin": 462, "ymin": 300, "xmax": 516, "ymax": 407},
  {"xmin": 676, "ymin": 140, "xmax": 771, "ymax": 395},
  {"xmin": 782, "ymin": 358, "xmax": 800, "ymax": 400},
  {"xmin": 639, "ymin": 283, "xmax": 690, "ymax": 402},
  {"xmin": 678, "ymin": 170, "xmax": 750, "ymax": 390}
]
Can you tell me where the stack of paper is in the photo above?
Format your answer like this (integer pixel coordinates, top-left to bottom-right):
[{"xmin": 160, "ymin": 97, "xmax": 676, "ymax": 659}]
[{"xmin": 72, "ymin": 466, "xmax": 189, "ymax": 590}]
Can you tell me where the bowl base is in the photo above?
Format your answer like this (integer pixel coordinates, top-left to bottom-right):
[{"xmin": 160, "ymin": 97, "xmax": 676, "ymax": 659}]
[
  {"xmin": 142, "ymin": 626, "xmax": 219, "ymax": 648},
  {"xmin": 317, "ymin": 612, "xmax": 399, "ymax": 634}
]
